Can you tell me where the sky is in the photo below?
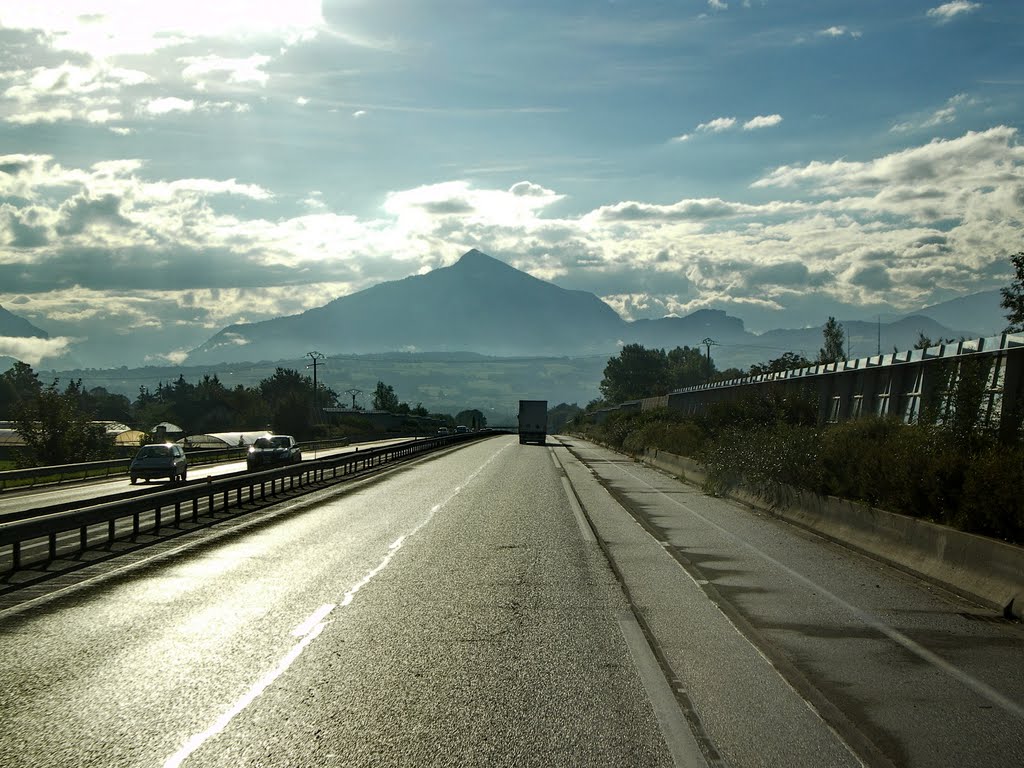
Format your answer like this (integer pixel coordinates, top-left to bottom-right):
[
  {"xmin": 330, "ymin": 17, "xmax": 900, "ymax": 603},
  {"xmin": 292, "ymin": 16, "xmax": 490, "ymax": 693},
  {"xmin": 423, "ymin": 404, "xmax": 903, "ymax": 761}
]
[{"xmin": 0, "ymin": 0, "xmax": 1022, "ymax": 368}]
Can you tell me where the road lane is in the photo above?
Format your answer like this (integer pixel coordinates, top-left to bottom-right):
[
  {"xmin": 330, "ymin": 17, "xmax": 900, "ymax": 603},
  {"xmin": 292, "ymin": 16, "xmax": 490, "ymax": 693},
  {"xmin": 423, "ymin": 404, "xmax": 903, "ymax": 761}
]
[
  {"xmin": 557, "ymin": 436, "xmax": 1024, "ymax": 768},
  {"xmin": 0, "ymin": 436, "xmax": 683, "ymax": 767},
  {"xmin": 0, "ymin": 438, "xmax": 420, "ymax": 517}
]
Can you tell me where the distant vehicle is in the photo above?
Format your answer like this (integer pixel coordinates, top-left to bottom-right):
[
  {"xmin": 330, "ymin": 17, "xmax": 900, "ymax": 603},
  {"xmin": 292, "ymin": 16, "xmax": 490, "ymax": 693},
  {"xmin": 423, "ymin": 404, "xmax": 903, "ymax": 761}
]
[
  {"xmin": 247, "ymin": 434, "xmax": 302, "ymax": 470},
  {"xmin": 517, "ymin": 400, "xmax": 547, "ymax": 445},
  {"xmin": 437, "ymin": 427, "xmax": 450, "ymax": 436},
  {"xmin": 455, "ymin": 425, "xmax": 470, "ymax": 433},
  {"xmin": 129, "ymin": 443, "xmax": 187, "ymax": 484}
]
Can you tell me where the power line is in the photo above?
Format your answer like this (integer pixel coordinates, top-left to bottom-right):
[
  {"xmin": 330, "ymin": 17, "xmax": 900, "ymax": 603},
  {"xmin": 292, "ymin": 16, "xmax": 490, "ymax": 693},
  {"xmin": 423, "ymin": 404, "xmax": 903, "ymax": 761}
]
[{"xmin": 306, "ymin": 351, "xmax": 325, "ymax": 422}]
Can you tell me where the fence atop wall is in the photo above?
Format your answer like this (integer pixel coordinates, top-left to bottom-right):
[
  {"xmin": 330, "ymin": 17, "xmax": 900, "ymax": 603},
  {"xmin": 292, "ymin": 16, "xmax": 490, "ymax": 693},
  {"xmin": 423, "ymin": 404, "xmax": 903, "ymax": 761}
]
[{"xmin": 592, "ymin": 333, "xmax": 1024, "ymax": 440}]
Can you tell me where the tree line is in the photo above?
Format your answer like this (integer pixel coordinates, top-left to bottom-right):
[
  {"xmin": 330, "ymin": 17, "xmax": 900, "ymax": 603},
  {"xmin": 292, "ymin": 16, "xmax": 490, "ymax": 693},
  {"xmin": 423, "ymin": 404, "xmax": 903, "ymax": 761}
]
[{"xmin": 0, "ymin": 363, "xmax": 478, "ymax": 466}]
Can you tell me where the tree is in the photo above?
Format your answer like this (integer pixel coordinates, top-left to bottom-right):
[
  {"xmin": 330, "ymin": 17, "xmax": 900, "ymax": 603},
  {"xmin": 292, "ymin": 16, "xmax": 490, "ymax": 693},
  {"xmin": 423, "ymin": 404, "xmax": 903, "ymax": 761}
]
[
  {"xmin": 13, "ymin": 379, "xmax": 114, "ymax": 466},
  {"xmin": 914, "ymin": 332, "xmax": 955, "ymax": 350},
  {"xmin": 548, "ymin": 403, "xmax": 582, "ymax": 432},
  {"xmin": 1000, "ymin": 251, "xmax": 1024, "ymax": 333},
  {"xmin": 665, "ymin": 346, "xmax": 709, "ymax": 389},
  {"xmin": 0, "ymin": 361, "xmax": 41, "ymax": 417},
  {"xmin": 599, "ymin": 344, "xmax": 669, "ymax": 403},
  {"xmin": 372, "ymin": 380, "xmax": 400, "ymax": 411},
  {"xmin": 817, "ymin": 317, "xmax": 847, "ymax": 364},
  {"xmin": 749, "ymin": 352, "xmax": 812, "ymax": 376}
]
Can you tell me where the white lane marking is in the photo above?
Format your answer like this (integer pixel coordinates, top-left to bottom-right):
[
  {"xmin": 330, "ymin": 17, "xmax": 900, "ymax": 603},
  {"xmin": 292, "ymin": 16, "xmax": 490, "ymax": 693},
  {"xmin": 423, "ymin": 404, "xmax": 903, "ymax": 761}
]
[
  {"xmin": 551, "ymin": 446, "xmax": 597, "ymax": 544},
  {"xmin": 606, "ymin": 457, "xmax": 1024, "ymax": 722},
  {"xmin": 164, "ymin": 614, "xmax": 329, "ymax": 768},
  {"xmin": 617, "ymin": 612, "xmax": 709, "ymax": 768},
  {"xmin": 165, "ymin": 441, "xmax": 510, "ymax": 766},
  {"xmin": 291, "ymin": 603, "xmax": 335, "ymax": 638},
  {"xmin": 561, "ymin": 476, "xmax": 597, "ymax": 544}
]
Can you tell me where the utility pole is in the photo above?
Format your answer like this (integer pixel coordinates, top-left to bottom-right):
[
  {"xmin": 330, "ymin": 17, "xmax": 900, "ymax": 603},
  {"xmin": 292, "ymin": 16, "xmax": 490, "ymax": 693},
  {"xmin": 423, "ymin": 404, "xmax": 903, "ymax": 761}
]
[
  {"xmin": 306, "ymin": 351, "xmax": 325, "ymax": 424},
  {"xmin": 702, "ymin": 337, "xmax": 717, "ymax": 382},
  {"xmin": 345, "ymin": 388, "xmax": 363, "ymax": 410}
]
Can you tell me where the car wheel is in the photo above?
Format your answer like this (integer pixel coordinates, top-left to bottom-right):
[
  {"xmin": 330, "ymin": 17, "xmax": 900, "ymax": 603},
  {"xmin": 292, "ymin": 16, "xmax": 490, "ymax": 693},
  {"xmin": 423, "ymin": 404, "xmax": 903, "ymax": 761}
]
[
  {"xmin": 130, "ymin": 476, "xmax": 137, "ymax": 485},
  {"xmin": 180, "ymin": 470, "xmax": 187, "ymax": 482}
]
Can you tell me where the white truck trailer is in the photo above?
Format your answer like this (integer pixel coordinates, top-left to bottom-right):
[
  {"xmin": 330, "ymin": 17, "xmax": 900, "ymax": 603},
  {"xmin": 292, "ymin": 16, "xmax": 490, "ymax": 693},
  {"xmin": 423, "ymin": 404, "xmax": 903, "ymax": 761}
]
[{"xmin": 517, "ymin": 400, "xmax": 548, "ymax": 445}]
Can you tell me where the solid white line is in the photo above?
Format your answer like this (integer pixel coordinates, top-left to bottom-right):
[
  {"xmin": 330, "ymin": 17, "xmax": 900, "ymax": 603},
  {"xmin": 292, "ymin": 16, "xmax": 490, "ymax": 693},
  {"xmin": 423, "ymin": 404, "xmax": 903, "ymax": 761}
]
[
  {"xmin": 163, "ymin": 440, "xmax": 511, "ymax": 766},
  {"xmin": 617, "ymin": 612, "xmax": 709, "ymax": 768},
  {"xmin": 608, "ymin": 457, "xmax": 1024, "ymax": 722},
  {"xmin": 164, "ymin": 618, "xmax": 329, "ymax": 768},
  {"xmin": 561, "ymin": 476, "xmax": 597, "ymax": 544}
]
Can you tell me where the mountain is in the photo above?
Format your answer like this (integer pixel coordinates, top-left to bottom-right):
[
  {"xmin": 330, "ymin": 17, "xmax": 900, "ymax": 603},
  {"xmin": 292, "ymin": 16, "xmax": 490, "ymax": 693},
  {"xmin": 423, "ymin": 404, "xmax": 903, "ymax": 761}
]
[
  {"xmin": 187, "ymin": 249, "xmax": 976, "ymax": 370},
  {"xmin": 187, "ymin": 249, "xmax": 627, "ymax": 364},
  {"xmin": 904, "ymin": 290, "xmax": 1006, "ymax": 337},
  {"xmin": 0, "ymin": 305, "xmax": 48, "ymax": 339},
  {"xmin": 756, "ymin": 314, "xmax": 978, "ymax": 361}
]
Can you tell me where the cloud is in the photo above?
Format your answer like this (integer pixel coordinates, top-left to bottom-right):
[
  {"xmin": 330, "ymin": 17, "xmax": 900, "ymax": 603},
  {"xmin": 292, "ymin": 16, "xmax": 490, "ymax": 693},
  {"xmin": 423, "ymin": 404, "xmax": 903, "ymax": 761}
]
[
  {"xmin": 675, "ymin": 114, "xmax": 781, "ymax": 141},
  {"xmin": 743, "ymin": 114, "xmax": 783, "ymax": 130},
  {"xmin": 697, "ymin": 116, "xmax": 737, "ymax": 133},
  {"xmin": 1, "ymin": 62, "xmax": 150, "ymax": 126},
  {"xmin": 179, "ymin": 54, "xmax": 272, "ymax": 88},
  {"xmin": 707, "ymin": 0, "xmax": 728, "ymax": 10},
  {"xmin": 0, "ymin": 1, "xmax": 326, "ymax": 58},
  {"xmin": 927, "ymin": 2, "xmax": 982, "ymax": 23},
  {"xmin": 2, "ymin": 127, "xmax": 1021, "ymax": 361},
  {"xmin": 0, "ymin": 335, "xmax": 74, "ymax": 366},
  {"xmin": 143, "ymin": 97, "xmax": 195, "ymax": 115},
  {"xmin": 817, "ymin": 26, "xmax": 861, "ymax": 38},
  {"xmin": 890, "ymin": 93, "xmax": 972, "ymax": 133},
  {"xmin": 751, "ymin": 126, "xmax": 1021, "ymax": 193}
]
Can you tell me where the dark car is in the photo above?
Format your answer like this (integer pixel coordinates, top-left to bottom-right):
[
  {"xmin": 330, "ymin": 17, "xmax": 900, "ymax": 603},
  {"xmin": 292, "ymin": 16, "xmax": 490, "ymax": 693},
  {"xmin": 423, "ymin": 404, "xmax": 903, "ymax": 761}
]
[
  {"xmin": 130, "ymin": 443, "xmax": 187, "ymax": 484},
  {"xmin": 247, "ymin": 434, "xmax": 302, "ymax": 470}
]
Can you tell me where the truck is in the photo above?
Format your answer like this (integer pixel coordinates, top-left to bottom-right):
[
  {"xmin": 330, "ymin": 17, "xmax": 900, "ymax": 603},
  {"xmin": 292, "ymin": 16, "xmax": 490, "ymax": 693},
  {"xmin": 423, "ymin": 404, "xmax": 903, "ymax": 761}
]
[{"xmin": 517, "ymin": 400, "xmax": 548, "ymax": 445}]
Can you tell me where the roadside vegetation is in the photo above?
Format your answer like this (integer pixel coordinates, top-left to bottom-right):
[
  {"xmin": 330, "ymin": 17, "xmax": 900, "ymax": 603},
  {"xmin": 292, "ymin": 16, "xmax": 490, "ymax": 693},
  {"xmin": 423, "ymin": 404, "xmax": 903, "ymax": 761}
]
[
  {"xmin": 574, "ymin": 254, "xmax": 1024, "ymax": 544},
  {"xmin": 0, "ymin": 362, "xmax": 463, "ymax": 467}
]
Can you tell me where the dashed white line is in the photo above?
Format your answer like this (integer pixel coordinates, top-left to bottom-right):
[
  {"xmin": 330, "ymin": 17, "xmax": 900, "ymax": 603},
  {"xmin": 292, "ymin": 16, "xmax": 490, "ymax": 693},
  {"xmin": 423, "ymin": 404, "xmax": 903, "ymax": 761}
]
[{"xmin": 164, "ymin": 441, "xmax": 510, "ymax": 766}]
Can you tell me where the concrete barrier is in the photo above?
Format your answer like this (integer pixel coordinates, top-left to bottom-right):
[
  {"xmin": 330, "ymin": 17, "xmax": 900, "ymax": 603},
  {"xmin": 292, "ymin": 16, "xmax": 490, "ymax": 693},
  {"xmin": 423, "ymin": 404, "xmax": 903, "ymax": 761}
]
[{"xmin": 638, "ymin": 448, "xmax": 1023, "ymax": 620}]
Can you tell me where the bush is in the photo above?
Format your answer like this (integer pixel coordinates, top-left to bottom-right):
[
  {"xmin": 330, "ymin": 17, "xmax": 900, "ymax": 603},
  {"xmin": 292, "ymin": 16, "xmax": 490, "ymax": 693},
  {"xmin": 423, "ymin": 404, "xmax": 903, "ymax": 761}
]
[{"xmin": 576, "ymin": 400, "xmax": 1021, "ymax": 544}]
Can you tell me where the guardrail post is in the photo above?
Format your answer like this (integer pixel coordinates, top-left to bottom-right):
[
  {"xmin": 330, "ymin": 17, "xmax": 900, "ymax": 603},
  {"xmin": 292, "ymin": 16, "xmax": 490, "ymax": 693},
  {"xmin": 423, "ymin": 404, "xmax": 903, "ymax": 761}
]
[
  {"xmin": 154, "ymin": 506, "xmax": 161, "ymax": 533},
  {"xmin": 80, "ymin": 526, "xmax": 87, "ymax": 553},
  {"xmin": 48, "ymin": 532, "xmax": 57, "ymax": 561},
  {"xmin": 132, "ymin": 512, "xmax": 140, "ymax": 539},
  {"xmin": 192, "ymin": 497, "xmax": 199, "ymax": 523},
  {"xmin": 222, "ymin": 489, "xmax": 228, "ymax": 512},
  {"xmin": 108, "ymin": 519, "xmax": 115, "ymax": 544},
  {"xmin": 174, "ymin": 500, "xmax": 181, "ymax": 527}
]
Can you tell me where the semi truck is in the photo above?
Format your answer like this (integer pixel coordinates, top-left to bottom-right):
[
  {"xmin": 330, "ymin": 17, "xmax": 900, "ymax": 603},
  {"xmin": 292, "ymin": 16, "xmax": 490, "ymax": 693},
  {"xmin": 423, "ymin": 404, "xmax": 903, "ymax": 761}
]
[{"xmin": 517, "ymin": 400, "xmax": 548, "ymax": 445}]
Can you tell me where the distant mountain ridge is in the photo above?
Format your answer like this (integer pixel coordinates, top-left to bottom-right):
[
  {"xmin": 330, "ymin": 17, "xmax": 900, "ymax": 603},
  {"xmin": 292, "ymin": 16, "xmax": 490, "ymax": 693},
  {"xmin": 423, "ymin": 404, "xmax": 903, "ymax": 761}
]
[
  {"xmin": 188, "ymin": 249, "xmax": 626, "ymax": 364},
  {"xmin": 0, "ymin": 305, "xmax": 48, "ymax": 339},
  {"xmin": 186, "ymin": 249, "xmax": 984, "ymax": 370}
]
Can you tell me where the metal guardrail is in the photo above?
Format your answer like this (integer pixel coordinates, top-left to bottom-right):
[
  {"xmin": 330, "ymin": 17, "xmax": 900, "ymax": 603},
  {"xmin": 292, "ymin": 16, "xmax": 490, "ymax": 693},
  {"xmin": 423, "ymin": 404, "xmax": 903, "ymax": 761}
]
[
  {"xmin": 0, "ymin": 438, "xmax": 352, "ymax": 492},
  {"xmin": 0, "ymin": 432, "xmax": 482, "ymax": 572}
]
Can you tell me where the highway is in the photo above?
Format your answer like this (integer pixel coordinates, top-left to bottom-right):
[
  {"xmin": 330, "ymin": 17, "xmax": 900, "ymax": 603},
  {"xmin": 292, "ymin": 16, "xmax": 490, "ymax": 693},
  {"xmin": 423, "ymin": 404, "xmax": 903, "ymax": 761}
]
[
  {"xmin": 0, "ymin": 434, "xmax": 1021, "ymax": 767},
  {"xmin": 0, "ymin": 437, "xmax": 416, "ymax": 518}
]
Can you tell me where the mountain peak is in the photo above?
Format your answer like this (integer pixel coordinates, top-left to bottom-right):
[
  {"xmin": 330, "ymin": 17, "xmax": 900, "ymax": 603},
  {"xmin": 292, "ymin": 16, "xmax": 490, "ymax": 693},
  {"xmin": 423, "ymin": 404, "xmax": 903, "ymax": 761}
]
[{"xmin": 455, "ymin": 248, "xmax": 499, "ymax": 266}]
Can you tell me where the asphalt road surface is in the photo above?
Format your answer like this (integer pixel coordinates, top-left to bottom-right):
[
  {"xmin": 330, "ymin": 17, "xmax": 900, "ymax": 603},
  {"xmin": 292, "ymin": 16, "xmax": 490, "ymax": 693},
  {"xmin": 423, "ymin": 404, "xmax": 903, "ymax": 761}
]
[{"xmin": 0, "ymin": 434, "xmax": 1021, "ymax": 767}]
